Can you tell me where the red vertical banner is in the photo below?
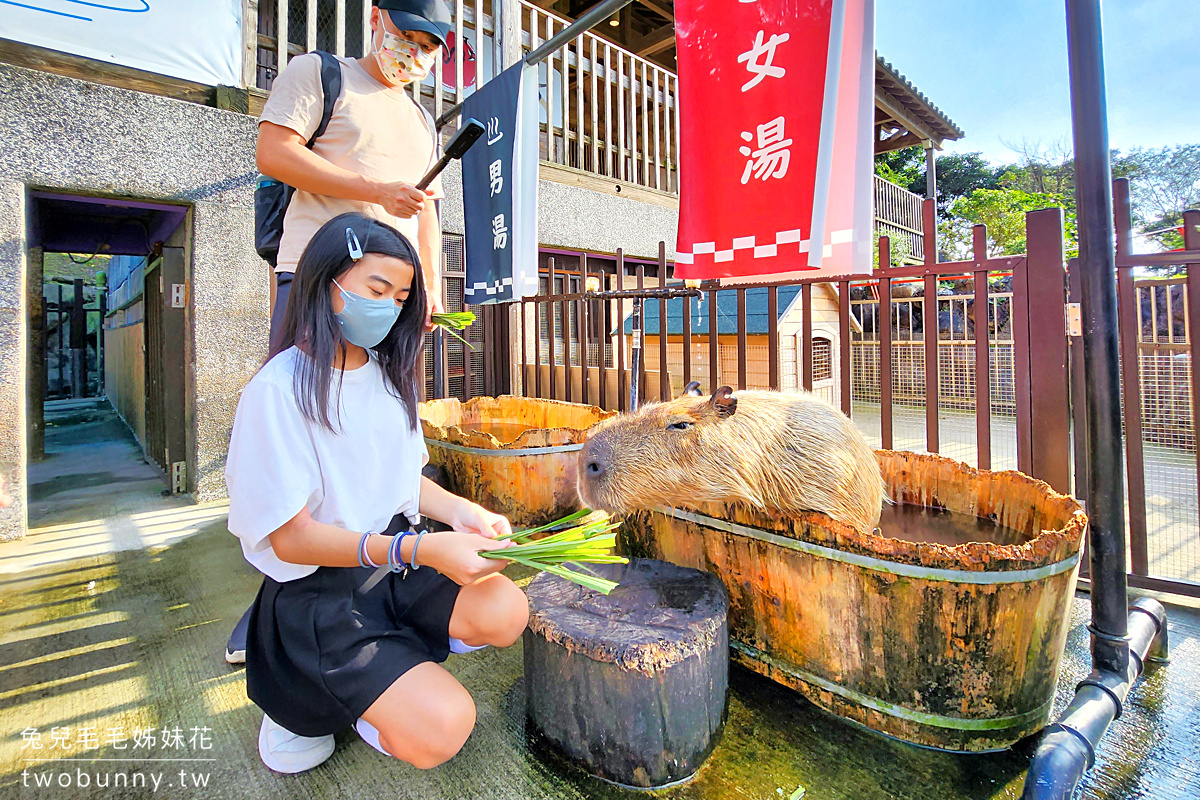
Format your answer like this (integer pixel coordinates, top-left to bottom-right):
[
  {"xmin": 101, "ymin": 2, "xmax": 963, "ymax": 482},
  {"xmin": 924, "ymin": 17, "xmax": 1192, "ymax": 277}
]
[{"xmin": 674, "ymin": 0, "xmax": 874, "ymax": 281}]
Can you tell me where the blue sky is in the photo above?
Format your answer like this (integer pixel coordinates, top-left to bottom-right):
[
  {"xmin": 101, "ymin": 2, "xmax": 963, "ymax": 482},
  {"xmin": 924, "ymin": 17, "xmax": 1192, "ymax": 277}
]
[{"xmin": 875, "ymin": 0, "xmax": 1199, "ymax": 165}]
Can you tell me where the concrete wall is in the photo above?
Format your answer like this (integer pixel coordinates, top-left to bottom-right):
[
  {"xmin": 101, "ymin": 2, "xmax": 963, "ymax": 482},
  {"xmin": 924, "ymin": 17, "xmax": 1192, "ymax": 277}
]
[
  {"xmin": 0, "ymin": 61, "xmax": 681, "ymax": 539},
  {"xmin": 0, "ymin": 63, "xmax": 269, "ymax": 537},
  {"xmin": 437, "ymin": 162, "xmax": 678, "ymax": 262},
  {"xmin": 0, "ymin": 183, "xmax": 27, "ymax": 540},
  {"xmin": 104, "ymin": 304, "xmax": 146, "ymax": 450}
]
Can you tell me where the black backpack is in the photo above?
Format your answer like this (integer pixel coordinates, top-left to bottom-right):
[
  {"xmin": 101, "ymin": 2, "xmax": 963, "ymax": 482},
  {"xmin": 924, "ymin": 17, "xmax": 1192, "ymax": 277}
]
[{"xmin": 254, "ymin": 51, "xmax": 343, "ymax": 266}]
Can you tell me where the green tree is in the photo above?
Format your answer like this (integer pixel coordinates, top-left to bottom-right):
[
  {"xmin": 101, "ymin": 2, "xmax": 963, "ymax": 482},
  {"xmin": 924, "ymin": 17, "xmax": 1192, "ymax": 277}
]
[
  {"xmin": 928, "ymin": 152, "xmax": 1003, "ymax": 214},
  {"xmin": 1113, "ymin": 144, "xmax": 1200, "ymax": 251},
  {"xmin": 873, "ymin": 146, "xmax": 924, "ymax": 190},
  {"xmin": 940, "ymin": 188, "xmax": 1078, "ymax": 259}
]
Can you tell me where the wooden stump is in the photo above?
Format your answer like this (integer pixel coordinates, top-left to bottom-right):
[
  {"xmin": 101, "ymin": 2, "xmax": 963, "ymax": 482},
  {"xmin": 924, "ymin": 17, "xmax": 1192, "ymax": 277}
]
[{"xmin": 524, "ymin": 559, "xmax": 729, "ymax": 788}]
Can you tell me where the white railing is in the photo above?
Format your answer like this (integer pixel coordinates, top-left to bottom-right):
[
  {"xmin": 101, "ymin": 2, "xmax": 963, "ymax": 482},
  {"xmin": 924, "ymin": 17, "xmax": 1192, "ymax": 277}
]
[
  {"xmin": 252, "ymin": 0, "xmax": 497, "ymax": 127},
  {"xmin": 248, "ymin": 2, "xmax": 922, "ymax": 227},
  {"xmin": 873, "ymin": 174, "xmax": 925, "ymax": 262},
  {"xmin": 519, "ymin": 1, "xmax": 680, "ymax": 193}
]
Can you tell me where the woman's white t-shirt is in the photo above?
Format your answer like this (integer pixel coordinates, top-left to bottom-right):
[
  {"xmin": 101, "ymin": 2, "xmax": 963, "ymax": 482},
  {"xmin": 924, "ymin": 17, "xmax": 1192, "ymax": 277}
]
[{"xmin": 224, "ymin": 347, "xmax": 428, "ymax": 582}]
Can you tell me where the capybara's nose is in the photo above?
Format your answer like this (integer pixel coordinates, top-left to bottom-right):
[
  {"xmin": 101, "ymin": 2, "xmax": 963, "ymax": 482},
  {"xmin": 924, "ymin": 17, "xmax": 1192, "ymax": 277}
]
[{"xmin": 585, "ymin": 458, "xmax": 606, "ymax": 479}]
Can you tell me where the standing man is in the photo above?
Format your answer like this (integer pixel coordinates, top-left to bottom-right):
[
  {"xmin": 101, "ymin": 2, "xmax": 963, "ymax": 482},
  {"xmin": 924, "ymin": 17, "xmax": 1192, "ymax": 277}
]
[{"xmin": 227, "ymin": 0, "xmax": 452, "ymax": 665}]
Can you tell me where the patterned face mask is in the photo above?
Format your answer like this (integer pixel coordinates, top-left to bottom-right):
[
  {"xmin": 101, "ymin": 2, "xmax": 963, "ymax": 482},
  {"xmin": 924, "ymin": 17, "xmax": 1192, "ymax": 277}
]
[{"xmin": 373, "ymin": 27, "xmax": 438, "ymax": 86}]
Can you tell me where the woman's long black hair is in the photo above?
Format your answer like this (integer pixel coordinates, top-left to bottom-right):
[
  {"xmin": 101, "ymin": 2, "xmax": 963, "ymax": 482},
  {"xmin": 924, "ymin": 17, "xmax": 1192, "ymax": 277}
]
[{"xmin": 272, "ymin": 212, "xmax": 427, "ymax": 432}]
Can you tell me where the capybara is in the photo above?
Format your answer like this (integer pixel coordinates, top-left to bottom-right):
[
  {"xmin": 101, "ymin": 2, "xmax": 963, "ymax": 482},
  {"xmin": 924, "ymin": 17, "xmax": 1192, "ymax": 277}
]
[{"xmin": 578, "ymin": 383, "xmax": 885, "ymax": 534}]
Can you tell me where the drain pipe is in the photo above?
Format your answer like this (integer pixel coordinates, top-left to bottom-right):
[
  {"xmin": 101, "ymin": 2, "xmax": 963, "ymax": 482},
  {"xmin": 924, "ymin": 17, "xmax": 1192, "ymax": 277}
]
[
  {"xmin": 1022, "ymin": 598, "xmax": 1168, "ymax": 800},
  {"xmin": 1022, "ymin": 2, "xmax": 1169, "ymax": 797}
]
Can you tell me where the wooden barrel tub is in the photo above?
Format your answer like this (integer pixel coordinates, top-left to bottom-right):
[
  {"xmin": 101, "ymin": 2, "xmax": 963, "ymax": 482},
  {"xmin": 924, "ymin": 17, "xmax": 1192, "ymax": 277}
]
[
  {"xmin": 419, "ymin": 396, "xmax": 615, "ymax": 526},
  {"xmin": 619, "ymin": 450, "xmax": 1088, "ymax": 752}
]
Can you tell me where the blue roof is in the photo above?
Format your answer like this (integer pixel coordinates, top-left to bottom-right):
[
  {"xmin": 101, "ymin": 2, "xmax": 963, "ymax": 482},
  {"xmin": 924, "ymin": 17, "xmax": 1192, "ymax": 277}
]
[{"xmin": 622, "ymin": 285, "xmax": 802, "ymax": 336}]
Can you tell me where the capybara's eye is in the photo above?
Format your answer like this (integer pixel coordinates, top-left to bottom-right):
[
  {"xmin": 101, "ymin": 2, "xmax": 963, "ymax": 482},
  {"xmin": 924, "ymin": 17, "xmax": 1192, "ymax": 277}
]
[{"xmin": 668, "ymin": 421, "xmax": 693, "ymax": 431}]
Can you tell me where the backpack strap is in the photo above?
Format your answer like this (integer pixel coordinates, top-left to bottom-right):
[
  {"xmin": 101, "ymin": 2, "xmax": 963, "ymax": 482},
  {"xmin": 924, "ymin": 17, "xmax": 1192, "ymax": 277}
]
[
  {"xmin": 307, "ymin": 51, "xmax": 343, "ymax": 148},
  {"xmin": 416, "ymin": 101, "xmax": 441, "ymax": 159}
]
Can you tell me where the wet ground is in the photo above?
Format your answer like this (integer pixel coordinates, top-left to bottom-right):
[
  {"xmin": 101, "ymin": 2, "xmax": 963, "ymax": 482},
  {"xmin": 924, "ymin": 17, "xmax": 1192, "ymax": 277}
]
[{"xmin": 2, "ymin": 404, "xmax": 1198, "ymax": 799}]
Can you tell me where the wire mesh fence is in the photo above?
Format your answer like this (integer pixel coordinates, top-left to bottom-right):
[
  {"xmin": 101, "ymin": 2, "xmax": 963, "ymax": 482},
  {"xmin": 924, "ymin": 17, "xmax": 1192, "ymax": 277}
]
[{"xmin": 1131, "ymin": 278, "xmax": 1198, "ymax": 584}]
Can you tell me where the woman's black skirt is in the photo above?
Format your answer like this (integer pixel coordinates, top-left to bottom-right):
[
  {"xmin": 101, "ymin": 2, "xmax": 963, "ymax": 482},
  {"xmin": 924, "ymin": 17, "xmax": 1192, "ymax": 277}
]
[{"xmin": 245, "ymin": 540, "xmax": 461, "ymax": 737}]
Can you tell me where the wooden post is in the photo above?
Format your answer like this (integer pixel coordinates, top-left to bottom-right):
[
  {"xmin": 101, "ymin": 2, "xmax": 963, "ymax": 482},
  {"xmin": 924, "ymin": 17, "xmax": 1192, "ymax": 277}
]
[
  {"xmin": 767, "ymin": 286, "xmax": 779, "ymax": 390},
  {"xmin": 70, "ymin": 279, "xmax": 86, "ymax": 399},
  {"xmin": 658, "ymin": 242, "xmax": 669, "ymax": 400},
  {"xmin": 972, "ymin": 226, "xmax": 991, "ymax": 471},
  {"xmin": 1025, "ymin": 208, "xmax": 1073, "ymax": 495},
  {"xmin": 879, "ymin": 239, "xmax": 893, "ymax": 450},
  {"xmin": 736, "ymin": 288, "xmax": 747, "ymax": 390},
  {"xmin": 925, "ymin": 142, "xmax": 937, "ymax": 204},
  {"xmin": 838, "ymin": 279, "xmax": 852, "ymax": 416},
  {"xmin": 28, "ymin": 248, "xmax": 45, "ymax": 459}
]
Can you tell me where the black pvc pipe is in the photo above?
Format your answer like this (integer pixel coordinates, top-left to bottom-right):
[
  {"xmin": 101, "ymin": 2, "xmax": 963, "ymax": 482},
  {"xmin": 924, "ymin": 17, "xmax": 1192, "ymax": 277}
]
[
  {"xmin": 1021, "ymin": 4, "xmax": 1164, "ymax": 797},
  {"xmin": 1022, "ymin": 599, "xmax": 1167, "ymax": 800},
  {"xmin": 1065, "ymin": 0, "xmax": 1130, "ymax": 676}
]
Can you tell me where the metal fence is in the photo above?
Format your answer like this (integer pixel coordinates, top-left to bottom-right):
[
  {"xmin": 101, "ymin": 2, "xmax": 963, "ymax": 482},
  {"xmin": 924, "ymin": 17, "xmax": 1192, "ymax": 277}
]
[
  {"xmin": 1076, "ymin": 181, "xmax": 1200, "ymax": 594},
  {"xmin": 470, "ymin": 195, "xmax": 1200, "ymax": 598}
]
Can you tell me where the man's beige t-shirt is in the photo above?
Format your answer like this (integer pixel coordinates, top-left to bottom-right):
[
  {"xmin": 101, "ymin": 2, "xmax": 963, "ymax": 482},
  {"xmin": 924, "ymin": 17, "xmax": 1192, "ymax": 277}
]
[{"xmin": 260, "ymin": 53, "xmax": 444, "ymax": 274}]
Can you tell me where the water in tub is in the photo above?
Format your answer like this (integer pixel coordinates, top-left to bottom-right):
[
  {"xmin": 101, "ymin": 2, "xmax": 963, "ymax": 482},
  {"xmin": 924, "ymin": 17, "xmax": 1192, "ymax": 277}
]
[{"xmin": 876, "ymin": 503, "xmax": 1026, "ymax": 547}]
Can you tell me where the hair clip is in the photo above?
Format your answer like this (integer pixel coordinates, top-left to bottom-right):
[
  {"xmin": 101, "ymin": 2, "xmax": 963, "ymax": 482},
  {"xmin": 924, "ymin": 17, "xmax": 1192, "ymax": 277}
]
[{"xmin": 346, "ymin": 227, "xmax": 364, "ymax": 261}]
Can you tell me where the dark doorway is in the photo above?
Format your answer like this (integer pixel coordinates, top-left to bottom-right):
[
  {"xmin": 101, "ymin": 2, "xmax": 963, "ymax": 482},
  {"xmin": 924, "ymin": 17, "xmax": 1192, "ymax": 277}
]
[{"xmin": 26, "ymin": 193, "xmax": 189, "ymax": 528}]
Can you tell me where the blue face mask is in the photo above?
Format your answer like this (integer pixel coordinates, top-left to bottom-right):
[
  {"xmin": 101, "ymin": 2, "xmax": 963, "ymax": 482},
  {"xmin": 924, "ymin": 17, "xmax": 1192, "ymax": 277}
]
[{"xmin": 332, "ymin": 278, "xmax": 403, "ymax": 349}]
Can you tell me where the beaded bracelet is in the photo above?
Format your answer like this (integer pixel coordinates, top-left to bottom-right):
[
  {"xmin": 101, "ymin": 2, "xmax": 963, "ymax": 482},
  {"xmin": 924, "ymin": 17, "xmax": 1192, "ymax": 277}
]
[{"xmin": 410, "ymin": 530, "xmax": 429, "ymax": 570}]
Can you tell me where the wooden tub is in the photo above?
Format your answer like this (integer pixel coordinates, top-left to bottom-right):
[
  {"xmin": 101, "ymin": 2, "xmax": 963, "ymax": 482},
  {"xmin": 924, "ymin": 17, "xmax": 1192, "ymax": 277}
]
[
  {"xmin": 420, "ymin": 396, "xmax": 615, "ymax": 526},
  {"xmin": 619, "ymin": 450, "xmax": 1087, "ymax": 752}
]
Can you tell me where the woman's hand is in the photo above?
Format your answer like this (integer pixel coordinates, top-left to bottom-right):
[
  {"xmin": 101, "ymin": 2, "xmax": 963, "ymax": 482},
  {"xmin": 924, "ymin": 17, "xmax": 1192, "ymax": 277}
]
[
  {"xmin": 448, "ymin": 499, "xmax": 512, "ymax": 539},
  {"xmin": 416, "ymin": 530, "xmax": 510, "ymax": 586}
]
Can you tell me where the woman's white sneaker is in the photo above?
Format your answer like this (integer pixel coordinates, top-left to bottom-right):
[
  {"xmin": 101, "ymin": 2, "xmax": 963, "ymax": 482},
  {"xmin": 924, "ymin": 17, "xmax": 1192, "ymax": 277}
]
[{"xmin": 257, "ymin": 714, "xmax": 335, "ymax": 774}]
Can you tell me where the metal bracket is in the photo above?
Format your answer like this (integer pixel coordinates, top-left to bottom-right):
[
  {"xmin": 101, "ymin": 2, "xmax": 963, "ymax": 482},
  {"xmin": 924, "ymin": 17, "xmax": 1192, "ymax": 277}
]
[
  {"xmin": 1066, "ymin": 302, "xmax": 1082, "ymax": 336},
  {"xmin": 171, "ymin": 462, "xmax": 186, "ymax": 494}
]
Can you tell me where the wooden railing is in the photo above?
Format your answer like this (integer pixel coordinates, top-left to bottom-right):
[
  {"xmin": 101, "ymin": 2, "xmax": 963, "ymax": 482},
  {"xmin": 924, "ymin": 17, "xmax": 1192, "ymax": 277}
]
[
  {"xmin": 247, "ymin": 2, "xmax": 920, "ymax": 230},
  {"xmin": 519, "ymin": 0, "xmax": 680, "ymax": 193},
  {"xmin": 874, "ymin": 174, "xmax": 925, "ymax": 263}
]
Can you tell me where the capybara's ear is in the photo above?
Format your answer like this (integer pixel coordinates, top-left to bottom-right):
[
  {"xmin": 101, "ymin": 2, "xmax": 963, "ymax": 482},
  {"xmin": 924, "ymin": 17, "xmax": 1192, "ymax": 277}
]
[
  {"xmin": 682, "ymin": 381, "xmax": 703, "ymax": 398},
  {"xmin": 709, "ymin": 386, "xmax": 737, "ymax": 417}
]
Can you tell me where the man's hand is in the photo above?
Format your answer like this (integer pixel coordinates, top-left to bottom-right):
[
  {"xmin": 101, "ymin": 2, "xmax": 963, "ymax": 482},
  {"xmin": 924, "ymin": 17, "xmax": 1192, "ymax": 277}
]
[
  {"xmin": 425, "ymin": 292, "xmax": 445, "ymax": 332},
  {"xmin": 372, "ymin": 180, "xmax": 435, "ymax": 219}
]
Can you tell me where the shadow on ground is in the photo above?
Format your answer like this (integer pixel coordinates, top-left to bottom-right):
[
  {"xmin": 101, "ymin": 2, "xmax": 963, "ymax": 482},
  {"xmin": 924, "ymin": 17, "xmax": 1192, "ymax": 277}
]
[{"xmin": 1, "ymin": 523, "xmax": 1197, "ymax": 799}]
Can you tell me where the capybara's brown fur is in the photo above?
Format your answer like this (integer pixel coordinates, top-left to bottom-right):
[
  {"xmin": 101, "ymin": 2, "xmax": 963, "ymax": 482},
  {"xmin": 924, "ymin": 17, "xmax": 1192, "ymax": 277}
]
[{"xmin": 578, "ymin": 384, "xmax": 885, "ymax": 533}]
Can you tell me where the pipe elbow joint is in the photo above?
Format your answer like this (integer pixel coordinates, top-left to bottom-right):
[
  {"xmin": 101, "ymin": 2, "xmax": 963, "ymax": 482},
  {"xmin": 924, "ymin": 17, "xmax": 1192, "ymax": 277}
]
[{"xmin": 1021, "ymin": 726, "xmax": 1093, "ymax": 800}]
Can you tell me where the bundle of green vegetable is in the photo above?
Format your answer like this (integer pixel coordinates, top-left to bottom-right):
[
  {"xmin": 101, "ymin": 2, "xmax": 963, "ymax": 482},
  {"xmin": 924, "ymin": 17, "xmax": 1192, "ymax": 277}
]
[
  {"xmin": 480, "ymin": 509, "xmax": 627, "ymax": 594},
  {"xmin": 430, "ymin": 310, "xmax": 476, "ymax": 349}
]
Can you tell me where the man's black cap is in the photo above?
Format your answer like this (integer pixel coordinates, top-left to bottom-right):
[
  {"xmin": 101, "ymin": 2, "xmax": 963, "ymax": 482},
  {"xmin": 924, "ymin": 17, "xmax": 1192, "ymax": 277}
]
[{"xmin": 378, "ymin": 0, "xmax": 453, "ymax": 50}]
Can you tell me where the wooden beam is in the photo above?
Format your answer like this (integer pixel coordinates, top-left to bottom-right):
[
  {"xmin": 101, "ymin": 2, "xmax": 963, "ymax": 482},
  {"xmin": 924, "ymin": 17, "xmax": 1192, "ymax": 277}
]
[
  {"xmin": 874, "ymin": 84, "xmax": 941, "ymax": 147},
  {"xmin": 630, "ymin": 24, "xmax": 675, "ymax": 56},
  {"xmin": 875, "ymin": 131, "xmax": 923, "ymax": 154},
  {"xmin": 0, "ymin": 38, "xmax": 216, "ymax": 107},
  {"xmin": 635, "ymin": 0, "xmax": 674, "ymax": 21}
]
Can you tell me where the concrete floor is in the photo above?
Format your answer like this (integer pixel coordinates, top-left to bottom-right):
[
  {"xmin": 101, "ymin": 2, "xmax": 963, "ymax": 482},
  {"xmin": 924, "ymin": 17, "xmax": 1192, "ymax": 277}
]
[{"xmin": 2, "ymin": 404, "xmax": 1198, "ymax": 799}]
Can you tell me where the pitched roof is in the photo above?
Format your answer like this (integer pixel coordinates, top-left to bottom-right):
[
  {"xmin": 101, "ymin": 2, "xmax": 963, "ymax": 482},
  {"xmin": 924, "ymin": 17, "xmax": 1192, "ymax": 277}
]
[
  {"xmin": 875, "ymin": 56, "xmax": 964, "ymax": 143},
  {"xmin": 622, "ymin": 285, "xmax": 802, "ymax": 336}
]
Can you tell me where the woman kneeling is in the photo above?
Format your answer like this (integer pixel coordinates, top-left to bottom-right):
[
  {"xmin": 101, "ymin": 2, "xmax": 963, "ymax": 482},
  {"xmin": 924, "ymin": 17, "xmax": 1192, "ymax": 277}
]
[{"xmin": 225, "ymin": 212, "xmax": 528, "ymax": 773}]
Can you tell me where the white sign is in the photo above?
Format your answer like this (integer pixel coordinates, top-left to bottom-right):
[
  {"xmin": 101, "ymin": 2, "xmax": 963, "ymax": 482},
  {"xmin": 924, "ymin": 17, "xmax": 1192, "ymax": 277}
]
[{"xmin": 0, "ymin": 1, "xmax": 243, "ymax": 87}]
